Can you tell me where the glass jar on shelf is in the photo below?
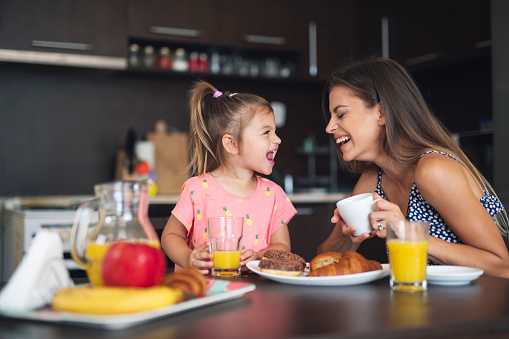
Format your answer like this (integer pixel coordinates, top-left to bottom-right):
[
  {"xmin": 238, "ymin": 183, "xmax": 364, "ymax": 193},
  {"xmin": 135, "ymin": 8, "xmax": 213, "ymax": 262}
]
[
  {"xmin": 128, "ymin": 43, "xmax": 141, "ymax": 68},
  {"xmin": 142, "ymin": 45, "xmax": 156, "ymax": 69},
  {"xmin": 198, "ymin": 53, "xmax": 209, "ymax": 73},
  {"xmin": 189, "ymin": 52, "xmax": 199, "ymax": 72},
  {"xmin": 210, "ymin": 51, "xmax": 220, "ymax": 74},
  {"xmin": 172, "ymin": 48, "xmax": 189, "ymax": 72},
  {"xmin": 157, "ymin": 47, "xmax": 172, "ymax": 70}
]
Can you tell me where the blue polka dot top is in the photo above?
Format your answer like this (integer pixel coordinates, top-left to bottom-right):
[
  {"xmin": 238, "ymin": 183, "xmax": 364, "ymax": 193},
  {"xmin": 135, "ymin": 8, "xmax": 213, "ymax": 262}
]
[{"xmin": 375, "ymin": 150, "xmax": 506, "ymax": 265}]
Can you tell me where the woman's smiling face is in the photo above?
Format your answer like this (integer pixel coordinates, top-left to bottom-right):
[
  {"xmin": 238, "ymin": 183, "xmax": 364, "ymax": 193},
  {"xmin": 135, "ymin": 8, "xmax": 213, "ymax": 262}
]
[{"xmin": 326, "ymin": 86, "xmax": 385, "ymax": 162}]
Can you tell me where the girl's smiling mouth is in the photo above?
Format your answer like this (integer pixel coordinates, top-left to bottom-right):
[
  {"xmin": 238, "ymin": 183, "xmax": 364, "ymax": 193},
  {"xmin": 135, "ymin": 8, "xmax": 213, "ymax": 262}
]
[{"xmin": 266, "ymin": 150, "xmax": 277, "ymax": 165}]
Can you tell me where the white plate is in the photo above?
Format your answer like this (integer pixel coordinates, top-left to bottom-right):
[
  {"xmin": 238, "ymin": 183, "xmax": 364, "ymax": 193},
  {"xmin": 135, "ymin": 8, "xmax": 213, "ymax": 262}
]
[
  {"xmin": 0, "ymin": 280, "xmax": 255, "ymax": 330},
  {"xmin": 247, "ymin": 261, "xmax": 390, "ymax": 286},
  {"xmin": 426, "ymin": 265, "xmax": 484, "ymax": 286}
]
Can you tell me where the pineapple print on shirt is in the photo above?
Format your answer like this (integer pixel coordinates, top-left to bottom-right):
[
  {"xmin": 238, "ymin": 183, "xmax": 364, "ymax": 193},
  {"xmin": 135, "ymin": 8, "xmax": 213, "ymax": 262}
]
[
  {"xmin": 171, "ymin": 173, "xmax": 298, "ymax": 260},
  {"xmin": 223, "ymin": 207, "xmax": 232, "ymax": 217}
]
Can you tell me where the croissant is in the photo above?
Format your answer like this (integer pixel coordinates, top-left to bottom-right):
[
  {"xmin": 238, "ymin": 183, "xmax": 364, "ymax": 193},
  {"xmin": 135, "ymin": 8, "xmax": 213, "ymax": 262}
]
[
  {"xmin": 310, "ymin": 251, "xmax": 343, "ymax": 271},
  {"xmin": 160, "ymin": 267, "xmax": 208, "ymax": 299},
  {"xmin": 308, "ymin": 251, "xmax": 382, "ymax": 277}
]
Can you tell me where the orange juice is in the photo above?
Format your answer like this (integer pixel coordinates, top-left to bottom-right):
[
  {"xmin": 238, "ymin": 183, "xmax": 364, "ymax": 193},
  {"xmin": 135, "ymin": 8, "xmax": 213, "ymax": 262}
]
[
  {"xmin": 85, "ymin": 240, "xmax": 160, "ymax": 286},
  {"xmin": 212, "ymin": 251, "xmax": 241, "ymax": 277},
  {"xmin": 387, "ymin": 239, "xmax": 428, "ymax": 285}
]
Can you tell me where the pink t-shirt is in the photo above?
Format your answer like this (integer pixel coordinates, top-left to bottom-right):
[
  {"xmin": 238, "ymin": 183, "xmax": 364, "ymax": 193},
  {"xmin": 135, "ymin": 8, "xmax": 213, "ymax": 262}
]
[{"xmin": 172, "ymin": 173, "xmax": 297, "ymax": 253}]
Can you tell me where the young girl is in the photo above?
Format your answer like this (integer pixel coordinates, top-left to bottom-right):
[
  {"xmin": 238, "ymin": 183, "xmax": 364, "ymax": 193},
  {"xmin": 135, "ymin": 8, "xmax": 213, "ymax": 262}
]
[
  {"xmin": 161, "ymin": 80, "xmax": 297, "ymax": 274},
  {"xmin": 318, "ymin": 57, "xmax": 509, "ymax": 278}
]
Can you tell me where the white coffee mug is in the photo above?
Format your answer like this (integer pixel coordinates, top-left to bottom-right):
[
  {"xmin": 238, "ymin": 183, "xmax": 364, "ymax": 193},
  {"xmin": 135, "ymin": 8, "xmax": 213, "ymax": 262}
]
[{"xmin": 336, "ymin": 193, "xmax": 381, "ymax": 236}]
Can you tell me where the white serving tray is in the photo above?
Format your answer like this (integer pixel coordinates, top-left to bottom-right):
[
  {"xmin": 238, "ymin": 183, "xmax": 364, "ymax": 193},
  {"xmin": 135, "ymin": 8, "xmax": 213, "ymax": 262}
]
[{"xmin": 0, "ymin": 279, "xmax": 255, "ymax": 330}]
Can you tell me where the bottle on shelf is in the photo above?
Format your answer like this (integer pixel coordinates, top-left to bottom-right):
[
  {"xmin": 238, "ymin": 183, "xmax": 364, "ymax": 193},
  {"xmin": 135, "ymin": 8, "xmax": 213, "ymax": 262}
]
[
  {"xmin": 210, "ymin": 51, "xmax": 220, "ymax": 74},
  {"xmin": 189, "ymin": 52, "xmax": 199, "ymax": 72},
  {"xmin": 198, "ymin": 53, "xmax": 209, "ymax": 73},
  {"xmin": 143, "ymin": 45, "xmax": 156, "ymax": 68},
  {"xmin": 128, "ymin": 43, "xmax": 141, "ymax": 68},
  {"xmin": 172, "ymin": 48, "xmax": 189, "ymax": 72},
  {"xmin": 157, "ymin": 47, "xmax": 172, "ymax": 70}
]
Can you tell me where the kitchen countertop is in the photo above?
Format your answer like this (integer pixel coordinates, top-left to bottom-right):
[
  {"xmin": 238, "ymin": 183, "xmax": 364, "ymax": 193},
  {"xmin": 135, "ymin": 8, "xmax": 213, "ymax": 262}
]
[
  {"xmin": 1, "ymin": 271, "xmax": 509, "ymax": 338},
  {"xmin": 150, "ymin": 192, "xmax": 349, "ymax": 205},
  {"xmin": 2, "ymin": 191, "xmax": 350, "ymax": 209}
]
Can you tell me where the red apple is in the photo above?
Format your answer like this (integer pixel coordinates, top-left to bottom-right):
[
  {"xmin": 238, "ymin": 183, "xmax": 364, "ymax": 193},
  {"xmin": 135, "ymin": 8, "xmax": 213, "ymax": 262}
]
[{"xmin": 101, "ymin": 241, "xmax": 167, "ymax": 287}]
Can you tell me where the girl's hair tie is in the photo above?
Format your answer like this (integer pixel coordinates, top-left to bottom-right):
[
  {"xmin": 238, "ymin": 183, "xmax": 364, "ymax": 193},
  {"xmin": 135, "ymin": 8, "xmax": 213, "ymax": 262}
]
[{"xmin": 213, "ymin": 90, "xmax": 223, "ymax": 99}]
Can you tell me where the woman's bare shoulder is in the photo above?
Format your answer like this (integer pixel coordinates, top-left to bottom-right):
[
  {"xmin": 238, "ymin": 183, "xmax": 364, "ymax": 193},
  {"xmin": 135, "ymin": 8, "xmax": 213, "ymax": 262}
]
[
  {"xmin": 414, "ymin": 151, "xmax": 479, "ymax": 202},
  {"xmin": 415, "ymin": 152, "xmax": 464, "ymax": 187}
]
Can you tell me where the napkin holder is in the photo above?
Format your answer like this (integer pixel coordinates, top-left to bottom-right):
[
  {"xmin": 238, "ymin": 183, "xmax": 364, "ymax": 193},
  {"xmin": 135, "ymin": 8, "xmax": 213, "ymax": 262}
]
[{"xmin": 0, "ymin": 229, "xmax": 74, "ymax": 311}]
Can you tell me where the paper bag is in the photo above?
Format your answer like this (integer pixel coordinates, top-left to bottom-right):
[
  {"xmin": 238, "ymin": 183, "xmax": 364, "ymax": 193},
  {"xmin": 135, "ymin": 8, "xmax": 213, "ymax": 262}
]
[{"xmin": 146, "ymin": 131, "xmax": 190, "ymax": 194}]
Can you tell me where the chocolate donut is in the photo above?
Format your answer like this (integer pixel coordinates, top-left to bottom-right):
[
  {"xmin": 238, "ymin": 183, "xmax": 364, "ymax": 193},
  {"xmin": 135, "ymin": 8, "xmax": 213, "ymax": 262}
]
[
  {"xmin": 263, "ymin": 249, "xmax": 306, "ymax": 269},
  {"xmin": 259, "ymin": 259, "xmax": 304, "ymax": 276}
]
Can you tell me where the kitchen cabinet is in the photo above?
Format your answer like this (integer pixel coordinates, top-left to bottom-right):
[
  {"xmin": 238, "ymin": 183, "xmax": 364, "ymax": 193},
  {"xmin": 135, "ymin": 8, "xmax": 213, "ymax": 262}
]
[
  {"xmin": 390, "ymin": 4, "xmax": 447, "ymax": 68},
  {"xmin": 0, "ymin": 0, "xmax": 126, "ymax": 68},
  {"xmin": 351, "ymin": 0, "xmax": 490, "ymax": 71},
  {"xmin": 453, "ymin": 0, "xmax": 492, "ymax": 62},
  {"xmin": 220, "ymin": 0, "xmax": 307, "ymax": 52},
  {"xmin": 127, "ymin": 0, "xmax": 222, "ymax": 46},
  {"xmin": 389, "ymin": 0, "xmax": 491, "ymax": 70},
  {"xmin": 305, "ymin": 0, "xmax": 355, "ymax": 79},
  {"xmin": 287, "ymin": 203, "xmax": 335, "ymax": 262},
  {"xmin": 0, "ymin": 0, "xmax": 356, "ymax": 80},
  {"xmin": 128, "ymin": 0, "xmax": 307, "ymax": 52},
  {"xmin": 351, "ymin": 0, "xmax": 392, "ymax": 59},
  {"xmin": 127, "ymin": 0, "xmax": 349, "ymax": 80}
]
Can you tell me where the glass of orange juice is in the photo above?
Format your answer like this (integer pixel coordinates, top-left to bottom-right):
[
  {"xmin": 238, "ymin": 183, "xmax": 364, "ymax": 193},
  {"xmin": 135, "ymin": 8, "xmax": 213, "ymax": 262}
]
[
  {"xmin": 387, "ymin": 220, "xmax": 429, "ymax": 292},
  {"xmin": 208, "ymin": 217, "xmax": 244, "ymax": 277}
]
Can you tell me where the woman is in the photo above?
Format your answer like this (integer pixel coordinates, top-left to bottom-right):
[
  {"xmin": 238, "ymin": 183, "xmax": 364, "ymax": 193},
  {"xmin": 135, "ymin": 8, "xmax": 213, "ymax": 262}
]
[{"xmin": 318, "ymin": 57, "xmax": 509, "ymax": 278}]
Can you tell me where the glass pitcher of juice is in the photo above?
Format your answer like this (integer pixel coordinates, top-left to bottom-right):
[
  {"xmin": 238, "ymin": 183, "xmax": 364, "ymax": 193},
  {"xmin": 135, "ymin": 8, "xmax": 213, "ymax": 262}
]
[{"xmin": 71, "ymin": 181, "xmax": 159, "ymax": 286}]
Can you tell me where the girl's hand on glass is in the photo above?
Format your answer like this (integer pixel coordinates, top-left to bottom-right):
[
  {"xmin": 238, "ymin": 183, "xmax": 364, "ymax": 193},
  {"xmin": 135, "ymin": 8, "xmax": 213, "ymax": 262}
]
[{"xmin": 188, "ymin": 242, "xmax": 213, "ymax": 274}]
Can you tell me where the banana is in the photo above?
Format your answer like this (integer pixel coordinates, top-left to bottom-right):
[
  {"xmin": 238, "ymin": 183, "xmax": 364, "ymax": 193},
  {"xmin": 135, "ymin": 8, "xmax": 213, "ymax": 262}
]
[{"xmin": 52, "ymin": 286, "xmax": 182, "ymax": 314}]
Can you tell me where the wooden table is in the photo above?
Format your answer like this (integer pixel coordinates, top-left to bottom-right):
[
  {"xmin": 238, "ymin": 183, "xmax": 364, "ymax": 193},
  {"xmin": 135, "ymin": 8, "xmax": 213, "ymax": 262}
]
[{"xmin": 2, "ymin": 272, "xmax": 509, "ymax": 339}]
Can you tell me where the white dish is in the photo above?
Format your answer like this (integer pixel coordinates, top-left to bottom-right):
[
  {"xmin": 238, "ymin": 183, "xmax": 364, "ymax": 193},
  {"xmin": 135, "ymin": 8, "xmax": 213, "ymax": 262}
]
[
  {"xmin": 0, "ymin": 280, "xmax": 255, "ymax": 330},
  {"xmin": 247, "ymin": 261, "xmax": 389, "ymax": 286},
  {"xmin": 426, "ymin": 265, "xmax": 483, "ymax": 286}
]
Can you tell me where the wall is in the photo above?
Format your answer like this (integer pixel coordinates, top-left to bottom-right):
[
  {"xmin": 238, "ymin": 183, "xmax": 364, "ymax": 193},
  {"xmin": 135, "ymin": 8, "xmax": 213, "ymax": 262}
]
[{"xmin": 0, "ymin": 64, "xmax": 331, "ymax": 196}]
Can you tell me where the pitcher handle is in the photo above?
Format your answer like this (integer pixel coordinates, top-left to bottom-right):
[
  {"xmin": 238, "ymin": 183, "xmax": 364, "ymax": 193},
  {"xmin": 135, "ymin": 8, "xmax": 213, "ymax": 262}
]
[{"xmin": 70, "ymin": 198, "xmax": 99, "ymax": 269}]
